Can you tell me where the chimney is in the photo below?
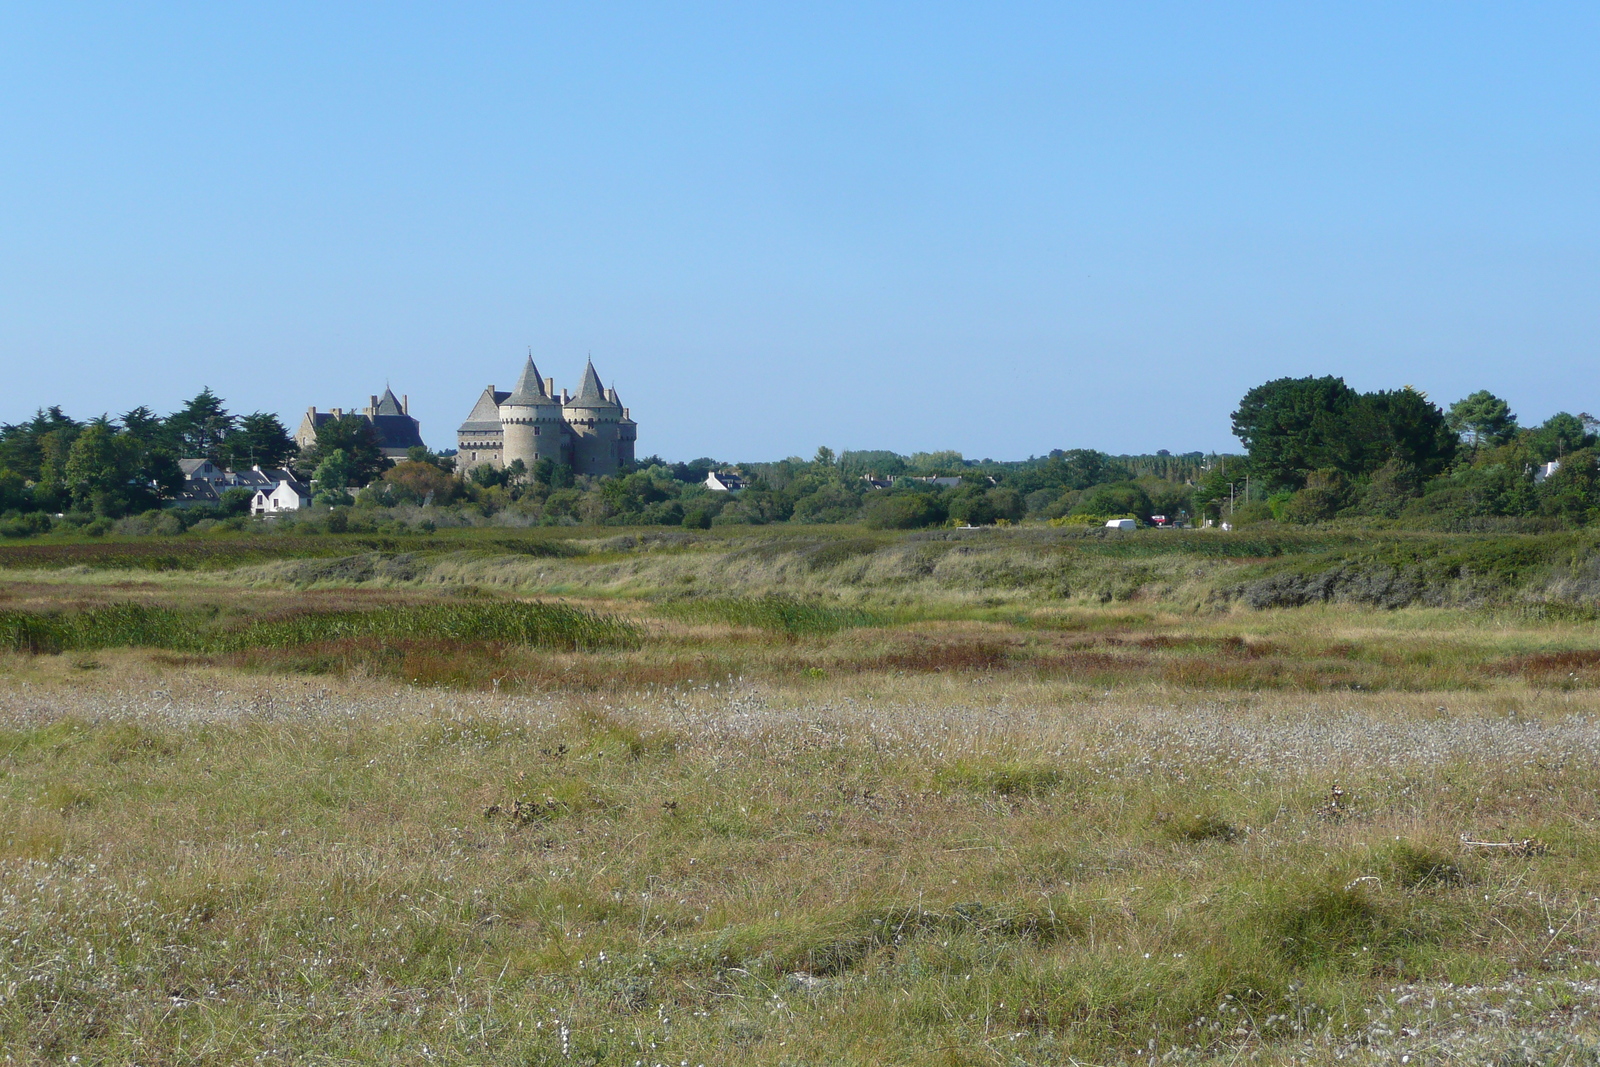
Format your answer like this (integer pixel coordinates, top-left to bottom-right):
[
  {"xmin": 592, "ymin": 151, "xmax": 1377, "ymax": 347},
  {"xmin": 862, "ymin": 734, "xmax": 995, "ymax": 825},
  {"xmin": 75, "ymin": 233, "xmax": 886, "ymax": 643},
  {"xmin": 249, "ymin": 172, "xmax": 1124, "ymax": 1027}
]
[
  {"xmin": 332, "ymin": 407, "xmax": 342, "ymax": 417},
  {"xmin": 545, "ymin": 377, "xmax": 554, "ymax": 397},
  {"xmin": 307, "ymin": 406, "xmax": 316, "ymax": 418},
  {"xmin": 606, "ymin": 387, "xmax": 618, "ymax": 403},
  {"xmin": 562, "ymin": 389, "xmax": 571, "ymax": 403},
  {"xmin": 402, "ymin": 394, "xmax": 409, "ymax": 414},
  {"xmin": 370, "ymin": 395, "xmax": 378, "ymax": 411},
  {"xmin": 623, "ymin": 407, "xmax": 630, "ymax": 419}
]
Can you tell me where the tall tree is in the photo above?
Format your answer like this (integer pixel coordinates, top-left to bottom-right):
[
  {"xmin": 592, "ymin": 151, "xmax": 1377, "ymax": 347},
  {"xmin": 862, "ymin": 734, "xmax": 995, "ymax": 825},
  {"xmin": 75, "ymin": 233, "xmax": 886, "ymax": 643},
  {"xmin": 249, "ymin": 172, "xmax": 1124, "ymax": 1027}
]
[
  {"xmin": 1231, "ymin": 376, "xmax": 1358, "ymax": 490},
  {"xmin": 312, "ymin": 449, "xmax": 355, "ymax": 507},
  {"xmin": 1526, "ymin": 412, "xmax": 1593, "ymax": 463},
  {"xmin": 64, "ymin": 423, "xmax": 142, "ymax": 516},
  {"xmin": 0, "ymin": 407, "xmax": 81, "ymax": 483},
  {"xmin": 1446, "ymin": 391, "xmax": 1518, "ymax": 449},
  {"xmin": 300, "ymin": 415, "xmax": 388, "ymax": 486},
  {"xmin": 1234, "ymin": 378, "xmax": 1455, "ymax": 488},
  {"xmin": 118, "ymin": 405, "xmax": 165, "ymax": 445},
  {"xmin": 226, "ymin": 412, "xmax": 299, "ymax": 469},
  {"xmin": 33, "ymin": 426, "xmax": 80, "ymax": 511},
  {"xmin": 167, "ymin": 388, "xmax": 235, "ymax": 460},
  {"xmin": 1349, "ymin": 387, "xmax": 1457, "ymax": 478}
]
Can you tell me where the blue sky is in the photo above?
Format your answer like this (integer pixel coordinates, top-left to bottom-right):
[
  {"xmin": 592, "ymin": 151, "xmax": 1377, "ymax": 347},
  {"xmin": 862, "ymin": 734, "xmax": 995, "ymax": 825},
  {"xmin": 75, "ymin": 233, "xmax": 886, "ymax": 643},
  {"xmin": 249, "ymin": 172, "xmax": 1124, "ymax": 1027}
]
[{"xmin": 2, "ymin": 4, "xmax": 1596, "ymax": 460}]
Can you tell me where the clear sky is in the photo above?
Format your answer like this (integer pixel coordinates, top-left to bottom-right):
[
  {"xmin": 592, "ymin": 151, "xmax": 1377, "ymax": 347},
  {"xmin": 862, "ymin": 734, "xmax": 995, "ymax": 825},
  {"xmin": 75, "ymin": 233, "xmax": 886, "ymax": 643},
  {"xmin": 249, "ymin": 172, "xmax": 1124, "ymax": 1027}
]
[{"xmin": 2, "ymin": 4, "xmax": 1596, "ymax": 461}]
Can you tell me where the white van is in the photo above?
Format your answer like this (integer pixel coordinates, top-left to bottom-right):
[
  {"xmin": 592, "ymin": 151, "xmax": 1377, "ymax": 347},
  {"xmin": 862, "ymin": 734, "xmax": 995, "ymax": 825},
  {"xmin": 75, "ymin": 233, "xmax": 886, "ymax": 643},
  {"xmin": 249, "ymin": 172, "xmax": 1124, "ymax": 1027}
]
[{"xmin": 1104, "ymin": 518, "xmax": 1136, "ymax": 531}]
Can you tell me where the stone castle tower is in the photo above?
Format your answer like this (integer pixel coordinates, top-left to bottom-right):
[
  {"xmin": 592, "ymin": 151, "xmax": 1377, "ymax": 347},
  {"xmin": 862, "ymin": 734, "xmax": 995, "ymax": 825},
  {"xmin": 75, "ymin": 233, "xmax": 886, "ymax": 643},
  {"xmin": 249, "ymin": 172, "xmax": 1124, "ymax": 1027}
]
[{"xmin": 456, "ymin": 356, "xmax": 637, "ymax": 476}]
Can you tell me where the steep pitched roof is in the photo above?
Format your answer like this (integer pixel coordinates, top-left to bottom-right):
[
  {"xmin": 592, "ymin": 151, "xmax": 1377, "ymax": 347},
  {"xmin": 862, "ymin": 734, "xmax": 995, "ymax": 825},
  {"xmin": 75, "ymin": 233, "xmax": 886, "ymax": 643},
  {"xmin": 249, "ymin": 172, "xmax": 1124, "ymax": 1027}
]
[
  {"xmin": 567, "ymin": 359, "xmax": 621, "ymax": 411},
  {"xmin": 504, "ymin": 357, "xmax": 550, "ymax": 406},
  {"xmin": 375, "ymin": 387, "xmax": 404, "ymax": 416},
  {"xmin": 370, "ymin": 414, "xmax": 425, "ymax": 454},
  {"xmin": 458, "ymin": 387, "xmax": 511, "ymax": 433},
  {"xmin": 579, "ymin": 359, "xmax": 605, "ymax": 399}
]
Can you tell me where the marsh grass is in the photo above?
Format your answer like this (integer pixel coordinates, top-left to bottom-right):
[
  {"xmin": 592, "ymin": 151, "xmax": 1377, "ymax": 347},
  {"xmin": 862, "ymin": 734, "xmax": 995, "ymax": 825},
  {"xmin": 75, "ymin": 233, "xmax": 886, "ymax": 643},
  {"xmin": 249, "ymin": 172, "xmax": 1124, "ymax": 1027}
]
[
  {"xmin": 656, "ymin": 594, "xmax": 888, "ymax": 636},
  {"xmin": 10, "ymin": 528, "xmax": 1600, "ymax": 1060},
  {"xmin": 219, "ymin": 600, "xmax": 639, "ymax": 652},
  {"xmin": 1, "ymin": 676, "xmax": 1597, "ymax": 1063},
  {"xmin": 0, "ymin": 599, "xmax": 639, "ymax": 657}
]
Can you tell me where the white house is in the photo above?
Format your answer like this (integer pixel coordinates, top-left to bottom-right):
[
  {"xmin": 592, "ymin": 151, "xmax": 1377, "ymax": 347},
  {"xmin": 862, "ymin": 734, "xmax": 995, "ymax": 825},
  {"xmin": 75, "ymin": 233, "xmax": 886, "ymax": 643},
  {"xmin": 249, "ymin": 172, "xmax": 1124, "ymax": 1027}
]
[
  {"xmin": 1535, "ymin": 460, "xmax": 1562, "ymax": 483},
  {"xmin": 705, "ymin": 471, "xmax": 745, "ymax": 492},
  {"xmin": 251, "ymin": 478, "xmax": 311, "ymax": 515}
]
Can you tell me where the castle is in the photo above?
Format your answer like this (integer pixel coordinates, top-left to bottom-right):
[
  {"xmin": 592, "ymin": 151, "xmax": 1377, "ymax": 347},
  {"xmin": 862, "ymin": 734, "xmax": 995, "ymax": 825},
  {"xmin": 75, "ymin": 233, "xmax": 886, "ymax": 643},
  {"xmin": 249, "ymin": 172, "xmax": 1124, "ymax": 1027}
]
[
  {"xmin": 457, "ymin": 357, "xmax": 637, "ymax": 476},
  {"xmin": 296, "ymin": 387, "xmax": 425, "ymax": 460}
]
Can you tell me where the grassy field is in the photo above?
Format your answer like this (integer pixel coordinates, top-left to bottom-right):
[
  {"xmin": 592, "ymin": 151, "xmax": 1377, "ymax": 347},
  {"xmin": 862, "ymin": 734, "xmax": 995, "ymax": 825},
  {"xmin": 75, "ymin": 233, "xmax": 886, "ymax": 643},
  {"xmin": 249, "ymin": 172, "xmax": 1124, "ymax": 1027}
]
[{"xmin": 4, "ymin": 524, "xmax": 1600, "ymax": 1063}]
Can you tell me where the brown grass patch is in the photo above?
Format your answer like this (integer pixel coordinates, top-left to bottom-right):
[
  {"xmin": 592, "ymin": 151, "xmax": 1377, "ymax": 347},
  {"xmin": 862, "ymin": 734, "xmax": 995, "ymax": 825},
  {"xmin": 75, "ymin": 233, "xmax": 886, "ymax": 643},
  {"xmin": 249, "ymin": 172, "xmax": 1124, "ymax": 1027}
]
[
  {"xmin": 1496, "ymin": 648, "xmax": 1600, "ymax": 677},
  {"xmin": 861, "ymin": 641, "xmax": 1011, "ymax": 672}
]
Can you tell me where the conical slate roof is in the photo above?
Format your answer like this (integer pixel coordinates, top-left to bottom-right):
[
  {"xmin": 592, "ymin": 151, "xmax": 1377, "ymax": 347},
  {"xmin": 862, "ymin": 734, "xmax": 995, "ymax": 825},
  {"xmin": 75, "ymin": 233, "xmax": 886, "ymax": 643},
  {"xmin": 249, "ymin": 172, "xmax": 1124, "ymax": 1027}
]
[
  {"xmin": 375, "ymin": 387, "xmax": 405, "ymax": 416},
  {"xmin": 566, "ymin": 359, "xmax": 621, "ymax": 411},
  {"xmin": 503, "ymin": 357, "xmax": 553, "ymax": 407}
]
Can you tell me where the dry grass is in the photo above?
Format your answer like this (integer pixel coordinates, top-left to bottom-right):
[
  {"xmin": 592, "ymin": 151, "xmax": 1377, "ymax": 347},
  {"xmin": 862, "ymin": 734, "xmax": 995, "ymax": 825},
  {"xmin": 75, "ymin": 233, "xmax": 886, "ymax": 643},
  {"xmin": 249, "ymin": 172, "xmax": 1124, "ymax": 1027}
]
[
  {"xmin": 6, "ymin": 535, "xmax": 1600, "ymax": 1062},
  {"xmin": 3, "ymin": 657, "xmax": 1600, "ymax": 1063}
]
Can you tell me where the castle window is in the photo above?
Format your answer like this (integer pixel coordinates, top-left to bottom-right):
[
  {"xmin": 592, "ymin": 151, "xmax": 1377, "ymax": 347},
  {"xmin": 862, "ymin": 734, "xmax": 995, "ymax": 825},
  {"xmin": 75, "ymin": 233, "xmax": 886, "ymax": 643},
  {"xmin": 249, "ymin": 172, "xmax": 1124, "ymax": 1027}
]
[{"xmin": 534, "ymin": 426, "xmax": 540, "ymax": 436}]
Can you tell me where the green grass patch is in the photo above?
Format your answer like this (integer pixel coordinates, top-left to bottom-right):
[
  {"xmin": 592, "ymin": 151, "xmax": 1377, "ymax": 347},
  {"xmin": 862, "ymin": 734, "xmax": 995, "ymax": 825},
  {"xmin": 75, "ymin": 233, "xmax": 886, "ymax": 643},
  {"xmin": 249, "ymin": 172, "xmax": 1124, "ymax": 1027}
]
[
  {"xmin": 0, "ymin": 600, "xmax": 640, "ymax": 655},
  {"xmin": 935, "ymin": 760, "xmax": 1065, "ymax": 796},
  {"xmin": 658, "ymin": 594, "xmax": 886, "ymax": 636}
]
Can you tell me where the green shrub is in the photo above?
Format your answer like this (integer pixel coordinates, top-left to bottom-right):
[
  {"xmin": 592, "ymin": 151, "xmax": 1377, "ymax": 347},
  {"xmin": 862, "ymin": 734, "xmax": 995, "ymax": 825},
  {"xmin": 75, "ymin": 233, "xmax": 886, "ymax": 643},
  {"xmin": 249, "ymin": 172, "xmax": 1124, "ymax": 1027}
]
[{"xmin": 862, "ymin": 494, "xmax": 944, "ymax": 530}]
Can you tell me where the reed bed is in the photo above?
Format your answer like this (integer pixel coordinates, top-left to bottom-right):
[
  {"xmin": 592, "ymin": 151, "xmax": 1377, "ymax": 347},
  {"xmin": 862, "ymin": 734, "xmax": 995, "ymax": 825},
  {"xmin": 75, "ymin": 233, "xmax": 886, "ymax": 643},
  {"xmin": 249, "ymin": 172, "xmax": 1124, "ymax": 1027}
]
[
  {"xmin": 217, "ymin": 601, "xmax": 639, "ymax": 653},
  {"xmin": 657, "ymin": 594, "xmax": 886, "ymax": 636},
  {"xmin": 0, "ymin": 603, "xmax": 193, "ymax": 654},
  {"xmin": 0, "ymin": 600, "xmax": 640, "ymax": 656}
]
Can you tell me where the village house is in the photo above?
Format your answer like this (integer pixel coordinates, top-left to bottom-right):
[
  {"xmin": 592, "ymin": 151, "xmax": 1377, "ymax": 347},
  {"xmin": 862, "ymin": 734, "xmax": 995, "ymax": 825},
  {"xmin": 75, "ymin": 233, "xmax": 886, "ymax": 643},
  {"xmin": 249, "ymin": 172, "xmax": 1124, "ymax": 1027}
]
[
  {"xmin": 704, "ymin": 470, "xmax": 744, "ymax": 492},
  {"xmin": 250, "ymin": 475, "xmax": 311, "ymax": 515},
  {"xmin": 171, "ymin": 460, "xmax": 307, "ymax": 511}
]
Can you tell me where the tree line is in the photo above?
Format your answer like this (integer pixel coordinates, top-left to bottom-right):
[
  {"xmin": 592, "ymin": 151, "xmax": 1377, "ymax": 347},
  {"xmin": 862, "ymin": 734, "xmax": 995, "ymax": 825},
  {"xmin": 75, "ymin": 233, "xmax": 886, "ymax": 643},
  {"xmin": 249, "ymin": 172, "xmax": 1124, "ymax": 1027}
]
[
  {"xmin": 0, "ymin": 387, "xmax": 1216, "ymax": 535},
  {"xmin": 0, "ymin": 388, "xmax": 432, "ymax": 528},
  {"xmin": 1219, "ymin": 376, "xmax": 1598, "ymax": 525},
  {"xmin": 0, "ymin": 391, "xmax": 298, "ymax": 520},
  {"xmin": 12, "ymin": 373, "xmax": 1589, "ymax": 538}
]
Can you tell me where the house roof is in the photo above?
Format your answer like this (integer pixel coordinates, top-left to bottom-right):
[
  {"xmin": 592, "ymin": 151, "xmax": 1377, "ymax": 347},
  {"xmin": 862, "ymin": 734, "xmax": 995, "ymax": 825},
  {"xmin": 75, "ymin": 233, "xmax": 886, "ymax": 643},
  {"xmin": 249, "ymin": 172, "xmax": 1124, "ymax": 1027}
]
[
  {"xmin": 229, "ymin": 467, "xmax": 295, "ymax": 487},
  {"xmin": 171, "ymin": 480, "xmax": 222, "ymax": 505}
]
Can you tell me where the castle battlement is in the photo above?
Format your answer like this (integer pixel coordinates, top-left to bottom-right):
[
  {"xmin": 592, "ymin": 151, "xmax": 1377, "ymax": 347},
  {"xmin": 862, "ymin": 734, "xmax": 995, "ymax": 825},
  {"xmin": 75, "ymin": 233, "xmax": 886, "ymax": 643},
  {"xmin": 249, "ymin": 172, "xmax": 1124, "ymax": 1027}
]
[{"xmin": 456, "ymin": 357, "xmax": 637, "ymax": 476}]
